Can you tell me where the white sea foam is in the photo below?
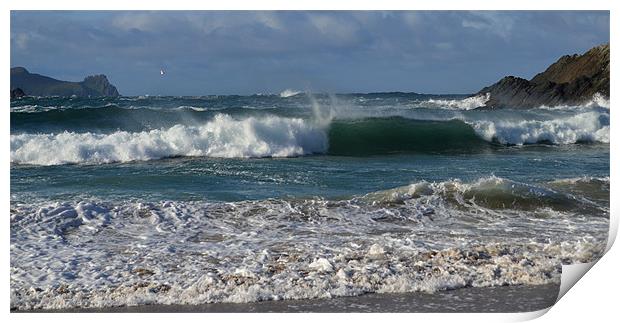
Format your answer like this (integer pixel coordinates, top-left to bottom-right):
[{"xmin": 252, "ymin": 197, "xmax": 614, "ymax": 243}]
[
  {"xmin": 549, "ymin": 176, "xmax": 610, "ymax": 185},
  {"xmin": 10, "ymin": 105, "xmax": 57, "ymax": 113},
  {"xmin": 279, "ymin": 89, "xmax": 302, "ymax": 98},
  {"xmin": 11, "ymin": 114, "xmax": 328, "ymax": 165},
  {"xmin": 424, "ymin": 93, "xmax": 490, "ymax": 110},
  {"xmin": 591, "ymin": 93, "xmax": 610, "ymax": 109},
  {"xmin": 536, "ymin": 93, "xmax": 610, "ymax": 111},
  {"xmin": 469, "ymin": 111, "xmax": 609, "ymax": 145},
  {"xmin": 9, "ymin": 177, "xmax": 609, "ymax": 310},
  {"xmin": 174, "ymin": 106, "xmax": 209, "ymax": 111}
]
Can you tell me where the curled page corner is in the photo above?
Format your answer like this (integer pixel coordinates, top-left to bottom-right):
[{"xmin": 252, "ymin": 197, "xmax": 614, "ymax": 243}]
[
  {"xmin": 520, "ymin": 199, "xmax": 616, "ymax": 320},
  {"xmin": 517, "ymin": 307, "xmax": 553, "ymax": 321},
  {"xmin": 523, "ymin": 261, "xmax": 601, "ymax": 321},
  {"xmin": 555, "ymin": 213, "xmax": 618, "ymax": 303},
  {"xmin": 557, "ymin": 262, "xmax": 597, "ymax": 302},
  {"xmin": 516, "ymin": 263, "xmax": 597, "ymax": 320}
]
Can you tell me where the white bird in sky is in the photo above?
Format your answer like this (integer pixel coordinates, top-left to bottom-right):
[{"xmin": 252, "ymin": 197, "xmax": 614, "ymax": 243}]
[{"xmin": 160, "ymin": 69, "xmax": 165, "ymax": 76}]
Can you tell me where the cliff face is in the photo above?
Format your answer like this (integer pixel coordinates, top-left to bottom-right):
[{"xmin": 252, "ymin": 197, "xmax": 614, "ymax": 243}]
[
  {"xmin": 82, "ymin": 75, "xmax": 120, "ymax": 97},
  {"xmin": 478, "ymin": 44, "xmax": 609, "ymax": 108},
  {"xmin": 10, "ymin": 67, "xmax": 120, "ymax": 97}
]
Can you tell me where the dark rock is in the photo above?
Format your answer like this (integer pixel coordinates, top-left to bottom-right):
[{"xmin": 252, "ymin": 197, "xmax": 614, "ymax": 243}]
[
  {"xmin": 477, "ymin": 43, "xmax": 609, "ymax": 108},
  {"xmin": 82, "ymin": 74, "xmax": 120, "ymax": 97},
  {"xmin": 10, "ymin": 87, "xmax": 26, "ymax": 99},
  {"xmin": 10, "ymin": 67, "xmax": 120, "ymax": 97},
  {"xmin": 149, "ymin": 284, "xmax": 171, "ymax": 293}
]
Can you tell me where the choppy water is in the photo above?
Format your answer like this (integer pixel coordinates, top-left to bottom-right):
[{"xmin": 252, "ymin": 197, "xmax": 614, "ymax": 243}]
[{"xmin": 10, "ymin": 92, "xmax": 610, "ymax": 310}]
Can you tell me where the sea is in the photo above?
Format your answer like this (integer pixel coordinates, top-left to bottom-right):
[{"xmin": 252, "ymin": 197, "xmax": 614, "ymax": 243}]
[{"xmin": 9, "ymin": 91, "xmax": 610, "ymax": 311}]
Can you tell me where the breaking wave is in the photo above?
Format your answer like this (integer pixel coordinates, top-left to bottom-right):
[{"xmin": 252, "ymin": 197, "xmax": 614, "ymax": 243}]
[
  {"xmin": 423, "ymin": 93, "xmax": 490, "ymax": 110},
  {"xmin": 536, "ymin": 93, "xmax": 610, "ymax": 111},
  {"xmin": 280, "ymin": 89, "xmax": 302, "ymax": 98},
  {"xmin": 10, "ymin": 114, "xmax": 328, "ymax": 165},
  {"xmin": 471, "ymin": 111, "xmax": 609, "ymax": 145},
  {"xmin": 10, "ymin": 109, "xmax": 609, "ymax": 165}
]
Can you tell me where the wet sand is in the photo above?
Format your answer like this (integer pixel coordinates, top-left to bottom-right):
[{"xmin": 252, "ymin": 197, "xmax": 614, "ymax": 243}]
[{"xmin": 19, "ymin": 283, "xmax": 559, "ymax": 313}]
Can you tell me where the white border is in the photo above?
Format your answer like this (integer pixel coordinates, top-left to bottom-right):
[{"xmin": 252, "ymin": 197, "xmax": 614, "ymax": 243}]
[{"xmin": 3, "ymin": 1, "xmax": 617, "ymax": 322}]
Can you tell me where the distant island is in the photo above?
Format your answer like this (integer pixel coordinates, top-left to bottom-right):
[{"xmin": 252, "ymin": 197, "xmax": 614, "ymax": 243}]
[
  {"xmin": 476, "ymin": 43, "xmax": 609, "ymax": 108},
  {"xmin": 10, "ymin": 67, "xmax": 119, "ymax": 98}
]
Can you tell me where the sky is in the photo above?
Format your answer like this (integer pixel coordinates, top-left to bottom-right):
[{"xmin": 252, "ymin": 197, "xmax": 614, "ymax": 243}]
[{"xmin": 10, "ymin": 11, "xmax": 609, "ymax": 96}]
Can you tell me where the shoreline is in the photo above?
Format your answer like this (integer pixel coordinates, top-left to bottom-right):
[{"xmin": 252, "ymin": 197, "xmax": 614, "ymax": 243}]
[{"xmin": 15, "ymin": 283, "xmax": 559, "ymax": 313}]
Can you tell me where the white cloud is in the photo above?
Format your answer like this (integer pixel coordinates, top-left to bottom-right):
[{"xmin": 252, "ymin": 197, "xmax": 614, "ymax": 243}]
[
  {"xmin": 307, "ymin": 13, "xmax": 359, "ymax": 43},
  {"xmin": 183, "ymin": 12, "xmax": 283, "ymax": 36},
  {"xmin": 462, "ymin": 19, "xmax": 487, "ymax": 30},
  {"xmin": 462, "ymin": 12, "xmax": 514, "ymax": 40},
  {"xmin": 255, "ymin": 12, "xmax": 283, "ymax": 30},
  {"xmin": 12, "ymin": 32, "xmax": 30, "ymax": 50},
  {"xmin": 111, "ymin": 13, "xmax": 161, "ymax": 32}
]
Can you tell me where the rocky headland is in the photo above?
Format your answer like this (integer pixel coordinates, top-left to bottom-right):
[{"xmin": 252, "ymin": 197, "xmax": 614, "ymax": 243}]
[
  {"xmin": 10, "ymin": 67, "xmax": 120, "ymax": 98},
  {"xmin": 476, "ymin": 43, "xmax": 609, "ymax": 108}
]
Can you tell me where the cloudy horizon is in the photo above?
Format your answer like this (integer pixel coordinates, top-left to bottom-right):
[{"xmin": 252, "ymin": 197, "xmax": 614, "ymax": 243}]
[{"xmin": 11, "ymin": 10, "xmax": 610, "ymax": 96}]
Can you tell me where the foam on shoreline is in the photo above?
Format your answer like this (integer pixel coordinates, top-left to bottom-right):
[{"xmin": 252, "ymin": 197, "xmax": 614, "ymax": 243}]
[{"xmin": 10, "ymin": 177, "xmax": 609, "ymax": 310}]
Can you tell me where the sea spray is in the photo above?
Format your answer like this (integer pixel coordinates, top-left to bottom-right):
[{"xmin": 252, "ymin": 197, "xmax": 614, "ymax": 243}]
[
  {"xmin": 535, "ymin": 92, "xmax": 610, "ymax": 111},
  {"xmin": 424, "ymin": 93, "xmax": 490, "ymax": 110},
  {"xmin": 307, "ymin": 92, "xmax": 336, "ymax": 128},
  {"xmin": 279, "ymin": 89, "xmax": 302, "ymax": 98}
]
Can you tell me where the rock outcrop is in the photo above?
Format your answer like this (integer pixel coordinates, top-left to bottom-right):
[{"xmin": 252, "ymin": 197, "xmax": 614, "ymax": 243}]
[
  {"xmin": 10, "ymin": 87, "xmax": 26, "ymax": 99},
  {"xmin": 10, "ymin": 67, "xmax": 120, "ymax": 98},
  {"xmin": 477, "ymin": 43, "xmax": 609, "ymax": 108}
]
